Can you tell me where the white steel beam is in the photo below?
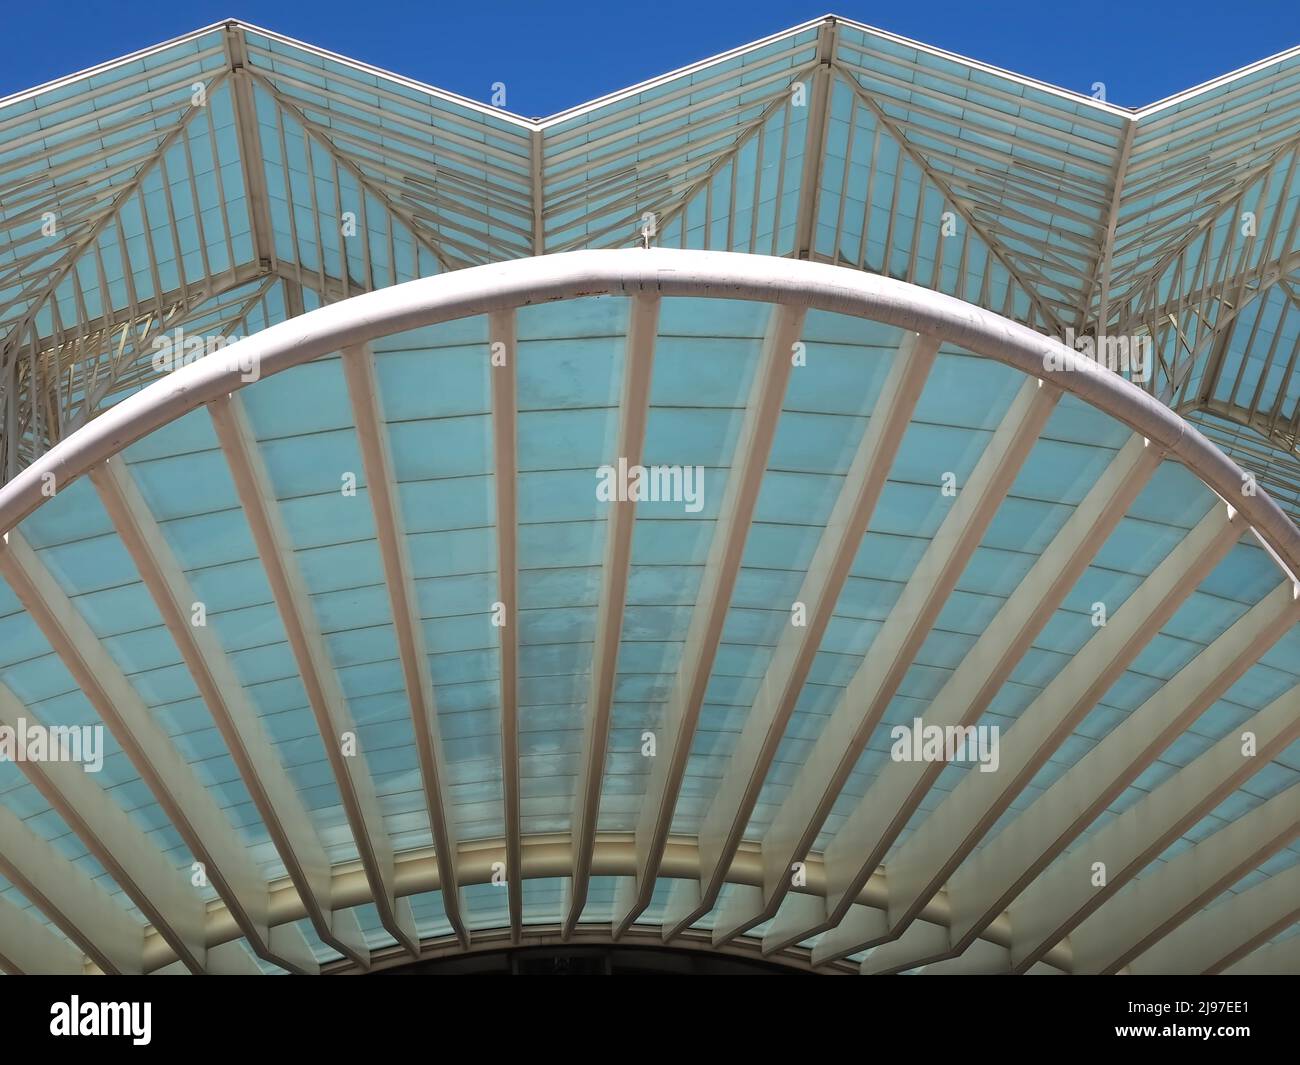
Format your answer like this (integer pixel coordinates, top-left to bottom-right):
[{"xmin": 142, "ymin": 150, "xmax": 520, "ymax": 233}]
[
  {"xmin": 794, "ymin": 19, "xmax": 837, "ymax": 259},
  {"xmin": 1009, "ymin": 677, "xmax": 1300, "ymax": 971},
  {"xmin": 89, "ymin": 454, "xmax": 352, "ymax": 969},
  {"xmin": 223, "ymin": 25, "xmax": 277, "ymax": 269},
  {"xmin": 702, "ymin": 375, "xmax": 1059, "ymax": 945},
  {"xmin": 1220, "ymin": 919, "xmax": 1300, "ymax": 975},
  {"xmin": 486, "ymin": 309, "xmax": 523, "ymax": 941},
  {"xmin": 805, "ymin": 433, "xmax": 1161, "ymax": 964},
  {"xmin": 3, "ymin": 250, "xmax": 1297, "ymax": 583},
  {"xmin": 668, "ymin": 330, "xmax": 938, "ymax": 936},
  {"xmin": 341, "ymin": 342, "xmax": 468, "ymax": 950},
  {"xmin": 612, "ymin": 301, "xmax": 805, "ymax": 937},
  {"xmin": 0, "ymin": 529, "xmax": 312, "ymax": 973},
  {"xmin": 565, "ymin": 295, "xmax": 660, "ymax": 936},
  {"xmin": 0, "ymin": 893, "xmax": 85, "ymax": 975},
  {"xmin": 1070, "ymin": 784, "xmax": 1299, "ymax": 973},
  {"xmin": 865, "ymin": 500, "xmax": 1243, "ymax": 969},
  {"xmin": 1132, "ymin": 866, "xmax": 1300, "ymax": 975},
  {"xmin": 0, "ymin": 682, "xmax": 268, "ymax": 974},
  {"xmin": 938, "ymin": 576, "xmax": 1300, "ymax": 964},
  {"xmin": 208, "ymin": 392, "xmax": 420, "ymax": 958},
  {"xmin": 0, "ymin": 802, "xmax": 144, "ymax": 974}
]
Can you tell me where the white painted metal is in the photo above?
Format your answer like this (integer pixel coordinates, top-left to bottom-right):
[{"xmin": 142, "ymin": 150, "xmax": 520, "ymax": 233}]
[
  {"xmin": 90, "ymin": 455, "xmax": 354, "ymax": 969},
  {"xmin": 566, "ymin": 295, "xmax": 660, "ymax": 936},
  {"xmin": 700, "ymin": 375, "xmax": 1059, "ymax": 945},
  {"xmin": 0, "ymin": 893, "xmax": 85, "ymax": 975},
  {"xmin": 342, "ymin": 343, "xmax": 469, "ymax": 950},
  {"xmin": 1069, "ymin": 785, "xmax": 1299, "ymax": 973},
  {"xmin": 614, "ymin": 301, "xmax": 803, "ymax": 937},
  {"xmin": 0, "ymin": 249, "xmax": 1294, "ymax": 974},
  {"xmin": 805, "ymin": 433, "xmax": 1162, "ymax": 963},
  {"xmin": 659, "ymin": 329, "xmax": 939, "ymax": 937},
  {"xmin": 0, "ymin": 803, "xmax": 144, "ymax": 974},
  {"xmin": 208, "ymin": 393, "xmax": 419, "ymax": 958},
  {"xmin": 872, "ymin": 502, "xmax": 1243, "ymax": 960},
  {"xmin": 1009, "ymin": 678, "xmax": 1300, "ymax": 971},
  {"xmin": 0, "ymin": 529, "xmax": 316, "ymax": 973}
]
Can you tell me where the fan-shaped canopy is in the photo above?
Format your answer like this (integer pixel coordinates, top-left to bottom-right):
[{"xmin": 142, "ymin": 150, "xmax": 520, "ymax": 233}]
[{"xmin": 0, "ymin": 249, "xmax": 1296, "ymax": 975}]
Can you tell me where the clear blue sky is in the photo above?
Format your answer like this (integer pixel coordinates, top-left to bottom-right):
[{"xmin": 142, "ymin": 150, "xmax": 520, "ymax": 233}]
[{"xmin": 3, "ymin": 1, "xmax": 1298, "ymax": 113}]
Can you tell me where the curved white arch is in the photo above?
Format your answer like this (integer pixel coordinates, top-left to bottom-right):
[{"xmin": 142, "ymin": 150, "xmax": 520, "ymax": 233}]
[
  {"xmin": 0, "ymin": 248, "xmax": 1296, "ymax": 976},
  {"xmin": 2, "ymin": 248, "xmax": 1297, "ymax": 574}
]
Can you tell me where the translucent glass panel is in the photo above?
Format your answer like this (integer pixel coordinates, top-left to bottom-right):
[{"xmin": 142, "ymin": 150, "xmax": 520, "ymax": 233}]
[
  {"xmin": 599, "ymin": 297, "xmax": 769, "ymax": 833},
  {"xmin": 655, "ymin": 99, "xmax": 808, "ymax": 258},
  {"xmin": 1140, "ymin": 767, "xmax": 1300, "ymax": 875},
  {"xmin": 512, "ymin": 298, "xmax": 625, "ymax": 836},
  {"xmin": 294, "ymin": 917, "xmax": 345, "ymax": 966},
  {"xmin": 9, "ymin": 474, "xmax": 227, "ymax": 889},
  {"xmin": 406, "ymin": 887, "xmax": 454, "ymax": 942},
  {"xmin": 374, "ymin": 316, "xmax": 500, "ymax": 844},
  {"xmin": 814, "ymin": 76, "xmax": 1041, "ymax": 324},
  {"xmin": 1, "ymin": 286, "xmax": 1298, "ymax": 974},
  {"xmin": 244, "ymin": 28, "xmax": 533, "ymax": 265},
  {"xmin": 0, "ymin": 28, "xmax": 241, "ymax": 338},
  {"xmin": 747, "ymin": 346, "xmax": 1027, "ymax": 842},
  {"xmin": 632, "ymin": 877, "xmax": 682, "ymax": 929},
  {"xmin": 462, "ymin": 881, "xmax": 511, "ymax": 932},
  {"xmin": 576, "ymin": 875, "xmax": 623, "ymax": 925},
  {"xmin": 544, "ymin": 25, "xmax": 818, "ymax": 254},
  {"xmin": 0, "ymin": 874, "xmax": 74, "ymax": 945},
  {"xmin": 1209, "ymin": 285, "xmax": 1300, "ymax": 417},
  {"xmin": 667, "ymin": 312, "xmax": 919, "ymax": 837},
  {"xmin": 350, "ymin": 901, "xmax": 399, "ymax": 952},
  {"xmin": 117, "ymin": 400, "xmax": 354, "ymax": 869},
  {"xmin": 821, "ymin": 450, "xmax": 1229, "ymax": 859},
  {"xmin": 831, "ymin": 22, "xmax": 1125, "ymax": 321},
  {"xmin": 243, "ymin": 355, "xmax": 439, "ymax": 853}
]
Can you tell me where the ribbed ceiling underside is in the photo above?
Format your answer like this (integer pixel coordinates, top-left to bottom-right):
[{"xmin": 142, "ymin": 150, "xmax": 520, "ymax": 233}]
[{"xmin": 0, "ymin": 250, "xmax": 1297, "ymax": 975}]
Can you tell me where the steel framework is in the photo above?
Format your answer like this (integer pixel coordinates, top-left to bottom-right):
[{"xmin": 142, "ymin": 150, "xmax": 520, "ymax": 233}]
[
  {"xmin": 0, "ymin": 248, "xmax": 1295, "ymax": 974},
  {"xmin": 1, "ymin": 17, "xmax": 1299, "ymax": 515}
]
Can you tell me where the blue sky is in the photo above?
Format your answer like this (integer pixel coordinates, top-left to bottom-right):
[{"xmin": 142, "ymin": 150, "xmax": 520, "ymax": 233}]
[{"xmin": 3, "ymin": 1, "xmax": 1298, "ymax": 113}]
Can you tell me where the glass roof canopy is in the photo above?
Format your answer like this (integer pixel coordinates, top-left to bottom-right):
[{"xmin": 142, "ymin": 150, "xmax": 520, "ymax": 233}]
[
  {"xmin": 0, "ymin": 17, "xmax": 1297, "ymax": 976},
  {"xmin": 0, "ymin": 247, "xmax": 1296, "ymax": 975},
  {"xmin": 1, "ymin": 16, "xmax": 1298, "ymax": 514}
]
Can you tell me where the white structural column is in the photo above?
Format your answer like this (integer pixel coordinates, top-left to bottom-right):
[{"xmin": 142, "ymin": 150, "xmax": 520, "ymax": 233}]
[
  {"xmin": 661, "ymin": 330, "xmax": 939, "ymax": 937},
  {"xmin": 565, "ymin": 295, "xmax": 660, "ymax": 936},
  {"xmin": 487, "ymin": 309, "xmax": 523, "ymax": 940},
  {"xmin": 859, "ymin": 501, "xmax": 1244, "ymax": 973},
  {"xmin": 208, "ymin": 393, "xmax": 421, "ymax": 958},
  {"xmin": 1009, "ymin": 678, "xmax": 1300, "ymax": 971},
  {"xmin": 612, "ymin": 302, "xmax": 805, "ymax": 937},
  {"xmin": 0, "ymin": 893, "xmax": 85, "ymax": 975},
  {"xmin": 936, "ymin": 576, "xmax": 1300, "ymax": 964},
  {"xmin": 342, "ymin": 342, "xmax": 468, "ymax": 950},
  {"xmin": 0, "ymin": 802, "xmax": 144, "ymax": 974},
  {"xmin": 1069, "ymin": 784, "xmax": 1299, "ymax": 973},
  {"xmin": 90, "ymin": 454, "xmax": 364, "ymax": 969},
  {"xmin": 702, "ymin": 375, "xmax": 1060, "ymax": 945},
  {"xmin": 803, "ymin": 434, "xmax": 1161, "ymax": 963},
  {"xmin": 0, "ymin": 529, "xmax": 316, "ymax": 974}
]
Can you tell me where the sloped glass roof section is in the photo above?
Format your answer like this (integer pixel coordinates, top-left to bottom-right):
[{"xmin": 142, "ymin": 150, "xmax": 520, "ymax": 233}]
[
  {"xmin": 2, "ymin": 16, "xmax": 1299, "ymax": 513},
  {"xmin": 0, "ymin": 15, "xmax": 1298, "ymax": 976}
]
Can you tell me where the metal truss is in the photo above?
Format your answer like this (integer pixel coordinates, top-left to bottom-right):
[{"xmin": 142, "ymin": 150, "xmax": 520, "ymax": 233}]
[{"xmin": 2, "ymin": 17, "xmax": 1299, "ymax": 518}]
